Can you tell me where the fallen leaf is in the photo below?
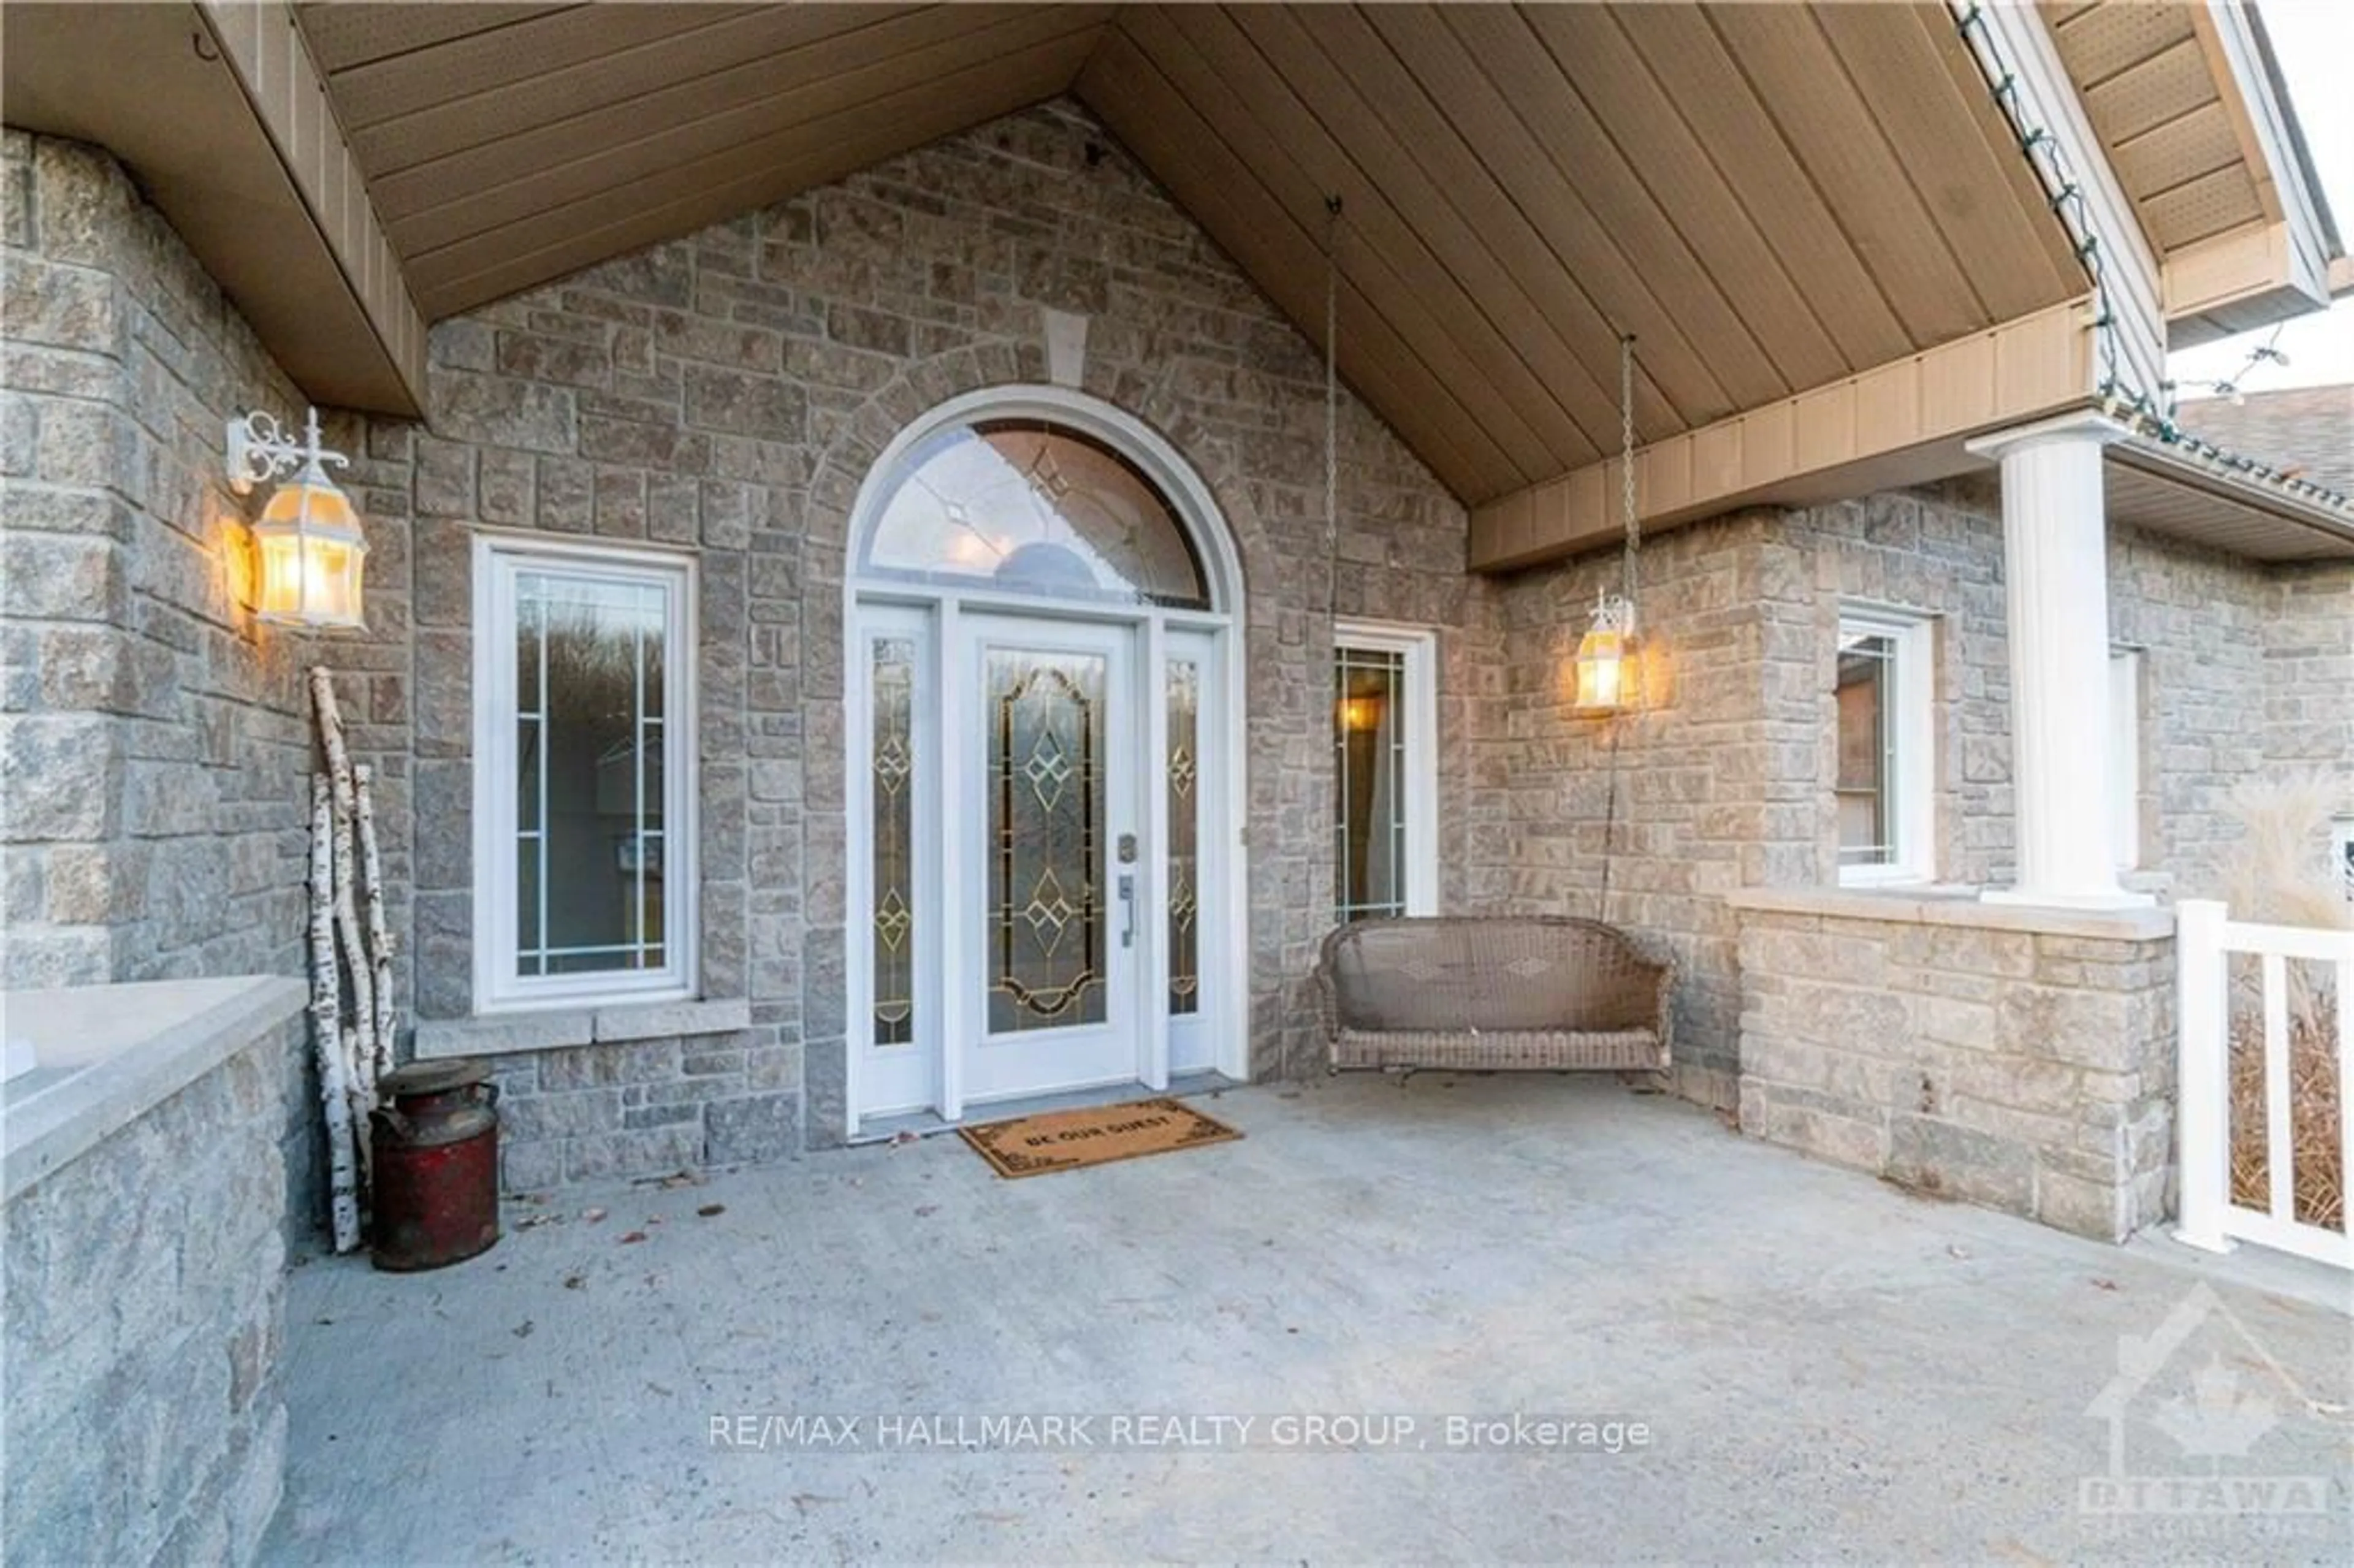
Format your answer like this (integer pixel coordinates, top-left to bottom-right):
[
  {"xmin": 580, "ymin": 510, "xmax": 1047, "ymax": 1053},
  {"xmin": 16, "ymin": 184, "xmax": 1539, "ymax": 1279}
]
[
  {"xmin": 619, "ymin": 1230, "xmax": 648, "ymax": 1245},
  {"xmin": 2090, "ymin": 1277, "xmax": 2119, "ymax": 1292},
  {"xmin": 512, "ymin": 1320, "xmax": 534, "ymax": 1339},
  {"xmin": 914, "ymin": 1204, "xmax": 939, "ymax": 1218},
  {"xmin": 696, "ymin": 1203, "xmax": 726, "ymax": 1218}
]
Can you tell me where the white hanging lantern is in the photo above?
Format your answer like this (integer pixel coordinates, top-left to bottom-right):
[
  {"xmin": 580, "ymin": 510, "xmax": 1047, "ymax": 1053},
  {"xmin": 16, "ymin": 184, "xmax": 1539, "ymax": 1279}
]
[
  {"xmin": 1574, "ymin": 336, "xmax": 1644, "ymax": 715},
  {"xmin": 1574, "ymin": 588, "xmax": 1636, "ymax": 713},
  {"xmin": 226, "ymin": 406, "xmax": 368, "ymax": 630}
]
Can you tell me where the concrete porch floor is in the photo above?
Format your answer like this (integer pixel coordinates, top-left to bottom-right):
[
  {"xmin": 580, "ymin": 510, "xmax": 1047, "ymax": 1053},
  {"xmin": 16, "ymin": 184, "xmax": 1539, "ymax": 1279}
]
[{"xmin": 267, "ymin": 1076, "xmax": 2350, "ymax": 1564}]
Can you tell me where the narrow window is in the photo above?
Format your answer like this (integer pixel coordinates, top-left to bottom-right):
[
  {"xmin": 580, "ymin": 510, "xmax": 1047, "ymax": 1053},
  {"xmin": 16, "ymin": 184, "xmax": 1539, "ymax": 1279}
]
[
  {"xmin": 475, "ymin": 539, "xmax": 695, "ymax": 1010},
  {"xmin": 1166, "ymin": 656, "xmax": 1202, "ymax": 1015},
  {"xmin": 1332, "ymin": 622, "xmax": 1438, "ymax": 921},
  {"xmin": 1835, "ymin": 607, "xmax": 1933, "ymax": 886},
  {"xmin": 871, "ymin": 636, "xmax": 918, "ymax": 1045}
]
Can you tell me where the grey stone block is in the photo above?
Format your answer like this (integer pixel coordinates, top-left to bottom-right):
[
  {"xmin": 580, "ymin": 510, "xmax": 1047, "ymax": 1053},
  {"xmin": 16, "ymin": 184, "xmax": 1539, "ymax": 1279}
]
[
  {"xmin": 704, "ymin": 1091, "xmax": 801, "ymax": 1164},
  {"xmin": 563, "ymin": 1125, "xmax": 700, "ymax": 1182},
  {"xmin": 414, "ymin": 1009, "xmax": 595, "ymax": 1059},
  {"xmin": 501, "ymin": 1089, "xmax": 623, "ymax": 1142},
  {"xmin": 592, "ymin": 997, "xmax": 750, "ymax": 1043},
  {"xmin": 1886, "ymin": 1115, "xmax": 2034, "ymax": 1212}
]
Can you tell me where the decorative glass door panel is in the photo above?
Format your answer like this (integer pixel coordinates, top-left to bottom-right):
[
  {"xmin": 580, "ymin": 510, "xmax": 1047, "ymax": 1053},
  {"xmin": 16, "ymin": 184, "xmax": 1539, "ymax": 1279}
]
[
  {"xmin": 959, "ymin": 616, "xmax": 1139, "ymax": 1104},
  {"xmin": 985, "ymin": 649, "xmax": 1108, "ymax": 1034}
]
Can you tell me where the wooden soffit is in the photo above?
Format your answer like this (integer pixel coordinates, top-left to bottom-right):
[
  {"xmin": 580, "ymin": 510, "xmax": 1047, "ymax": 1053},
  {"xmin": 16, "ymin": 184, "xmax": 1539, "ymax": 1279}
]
[
  {"xmin": 2043, "ymin": 1, "xmax": 2337, "ymax": 345},
  {"xmin": 1077, "ymin": 2, "xmax": 2085, "ymax": 504},
  {"xmin": 2105, "ymin": 439, "xmax": 2354, "ymax": 563},
  {"xmin": 15, "ymin": 3, "xmax": 2098, "ymax": 500},
  {"xmin": 1, "ymin": 1, "xmax": 428, "ymax": 414},
  {"xmin": 1468, "ymin": 300, "xmax": 2097, "ymax": 571},
  {"xmin": 278, "ymin": 1, "xmax": 2082, "ymax": 506},
  {"xmin": 295, "ymin": 2, "xmax": 1119, "ymax": 317}
]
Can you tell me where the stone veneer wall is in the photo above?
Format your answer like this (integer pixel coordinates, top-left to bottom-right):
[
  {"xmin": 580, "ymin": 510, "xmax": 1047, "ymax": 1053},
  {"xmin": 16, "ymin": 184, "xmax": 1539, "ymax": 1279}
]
[
  {"xmin": 1472, "ymin": 478, "xmax": 2334, "ymax": 1103},
  {"xmin": 1729, "ymin": 896, "xmax": 2175, "ymax": 1241},
  {"xmin": 2, "ymin": 1008, "xmax": 307, "ymax": 1564},
  {"xmin": 6, "ymin": 103, "xmax": 1480, "ymax": 1182},
  {"xmin": 2263, "ymin": 561, "xmax": 2354, "ymax": 785},
  {"xmin": 1, "ymin": 132, "xmax": 409, "ymax": 994}
]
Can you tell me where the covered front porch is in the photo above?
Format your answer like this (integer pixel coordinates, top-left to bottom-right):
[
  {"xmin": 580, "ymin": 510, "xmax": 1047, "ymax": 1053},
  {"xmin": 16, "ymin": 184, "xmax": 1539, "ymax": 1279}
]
[{"xmin": 265, "ymin": 1074, "xmax": 2350, "ymax": 1562}]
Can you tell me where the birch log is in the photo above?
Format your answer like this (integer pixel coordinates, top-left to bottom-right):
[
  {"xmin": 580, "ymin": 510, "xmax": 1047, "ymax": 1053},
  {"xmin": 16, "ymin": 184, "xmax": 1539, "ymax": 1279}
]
[
  {"xmin": 310, "ymin": 774, "xmax": 362, "ymax": 1253},
  {"xmin": 354, "ymin": 762, "xmax": 396, "ymax": 1086},
  {"xmin": 310, "ymin": 668, "xmax": 379, "ymax": 1127}
]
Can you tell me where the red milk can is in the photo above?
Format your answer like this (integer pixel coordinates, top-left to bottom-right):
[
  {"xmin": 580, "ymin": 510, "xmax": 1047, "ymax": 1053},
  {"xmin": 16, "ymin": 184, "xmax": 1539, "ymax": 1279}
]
[{"xmin": 369, "ymin": 1057, "xmax": 501, "ymax": 1271}]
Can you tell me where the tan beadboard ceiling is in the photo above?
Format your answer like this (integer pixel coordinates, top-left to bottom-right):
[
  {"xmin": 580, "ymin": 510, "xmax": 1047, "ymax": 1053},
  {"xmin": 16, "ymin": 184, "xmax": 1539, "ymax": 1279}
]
[
  {"xmin": 2043, "ymin": 1, "xmax": 2268, "ymax": 252},
  {"xmin": 293, "ymin": 1, "xmax": 2087, "ymax": 504}
]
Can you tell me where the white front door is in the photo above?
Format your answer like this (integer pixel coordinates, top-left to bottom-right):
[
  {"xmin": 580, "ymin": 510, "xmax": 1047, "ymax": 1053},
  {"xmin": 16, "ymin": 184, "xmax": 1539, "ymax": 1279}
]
[{"xmin": 954, "ymin": 614, "xmax": 1141, "ymax": 1106}]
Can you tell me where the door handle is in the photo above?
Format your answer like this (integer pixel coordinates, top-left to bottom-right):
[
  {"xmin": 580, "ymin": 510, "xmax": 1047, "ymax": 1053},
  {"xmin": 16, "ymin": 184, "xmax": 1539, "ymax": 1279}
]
[{"xmin": 1118, "ymin": 873, "xmax": 1137, "ymax": 949}]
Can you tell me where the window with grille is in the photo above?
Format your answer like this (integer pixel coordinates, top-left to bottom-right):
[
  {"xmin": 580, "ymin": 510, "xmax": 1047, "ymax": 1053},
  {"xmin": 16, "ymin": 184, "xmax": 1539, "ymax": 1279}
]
[
  {"xmin": 1835, "ymin": 606, "xmax": 1934, "ymax": 886},
  {"xmin": 474, "ymin": 538, "xmax": 696, "ymax": 1010},
  {"xmin": 1333, "ymin": 623, "xmax": 1438, "ymax": 922}
]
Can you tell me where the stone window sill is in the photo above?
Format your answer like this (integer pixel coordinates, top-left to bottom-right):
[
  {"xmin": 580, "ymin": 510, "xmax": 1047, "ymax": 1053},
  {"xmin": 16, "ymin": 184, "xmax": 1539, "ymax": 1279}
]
[
  {"xmin": 412, "ymin": 997, "xmax": 752, "ymax": 1060},
  {"xmin": 1723, "ymin": 885, "xmax": 2174, "ymax": 941}
]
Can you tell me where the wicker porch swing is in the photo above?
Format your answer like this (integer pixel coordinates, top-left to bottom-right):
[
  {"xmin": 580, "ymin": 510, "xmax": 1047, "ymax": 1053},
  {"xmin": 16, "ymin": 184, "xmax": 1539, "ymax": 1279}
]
[{"xmin": 1312, "ymin": 238, "xmax": 1675, "ymax": 1075}]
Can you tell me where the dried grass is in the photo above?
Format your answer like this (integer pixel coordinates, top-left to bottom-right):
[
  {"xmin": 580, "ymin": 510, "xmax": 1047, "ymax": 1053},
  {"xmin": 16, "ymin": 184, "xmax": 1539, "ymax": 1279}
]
[
  {"xmin": 2227, "ymin": 1008, "xmax": 2344, "ymax": 1228},
  {"xmin": 2211, "ymin": 769, "xmax": 2351, "ymax": 1230}
]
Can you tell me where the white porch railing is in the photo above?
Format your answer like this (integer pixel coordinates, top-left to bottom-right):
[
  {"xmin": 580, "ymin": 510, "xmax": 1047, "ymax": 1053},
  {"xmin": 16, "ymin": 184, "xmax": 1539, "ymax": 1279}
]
[{"xmin": 2174, "ymin": 899, "xmax": 2353, "ymax": 1270}]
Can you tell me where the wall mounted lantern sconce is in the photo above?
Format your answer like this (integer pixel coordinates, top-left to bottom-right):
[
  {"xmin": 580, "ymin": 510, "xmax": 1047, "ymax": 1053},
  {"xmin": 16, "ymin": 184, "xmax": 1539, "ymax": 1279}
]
[{"xmin": 226, "ymin": 406, "xmax": 368, "ymax": 630}]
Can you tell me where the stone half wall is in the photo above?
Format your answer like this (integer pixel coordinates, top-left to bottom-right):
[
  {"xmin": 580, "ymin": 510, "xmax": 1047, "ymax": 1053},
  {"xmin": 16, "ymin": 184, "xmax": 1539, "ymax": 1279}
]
[
  {"xmin": 1726, "ymin": 891, "xmax": 2176, "ymax": 1243},
  {"xmin": 2, "ymin": 988, "xmax": 309, "ymax": 1566}
]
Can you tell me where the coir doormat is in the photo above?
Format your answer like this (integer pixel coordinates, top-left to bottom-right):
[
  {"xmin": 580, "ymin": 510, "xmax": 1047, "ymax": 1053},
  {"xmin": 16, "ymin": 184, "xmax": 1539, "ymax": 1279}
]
[{"xmin": 958, "ymin": 1097, "xmax": 1242, "ymax": 1179}]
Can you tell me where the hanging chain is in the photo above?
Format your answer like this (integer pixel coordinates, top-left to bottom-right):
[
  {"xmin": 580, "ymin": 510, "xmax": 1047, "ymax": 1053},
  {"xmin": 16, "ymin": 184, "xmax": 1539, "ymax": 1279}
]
[
  {"xmin": 1618, "ymin": 333, "xmax": 1639, "ymax": 618},
  {"xmin": 1324, "ymin": 196, "xmax": 1342, "ymax": 624}
]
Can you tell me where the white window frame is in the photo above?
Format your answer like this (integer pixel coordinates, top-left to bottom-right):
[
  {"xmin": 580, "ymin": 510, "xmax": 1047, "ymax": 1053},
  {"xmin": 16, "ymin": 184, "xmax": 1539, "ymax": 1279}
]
[
  {"xmin": 2109, "ymin": 647, "xmax": 2143, "ymax": 872},
  {"xmin": 471, "ymin": 534, "xmax": 699, "ymax": 1014},
  {"xmin": 1331, "ymin": 619, "xmax": 1439, "ymax": 919},
  {"xmin": 1834, "ymin": 604, "xmax": 1935, "ymax": 888}
]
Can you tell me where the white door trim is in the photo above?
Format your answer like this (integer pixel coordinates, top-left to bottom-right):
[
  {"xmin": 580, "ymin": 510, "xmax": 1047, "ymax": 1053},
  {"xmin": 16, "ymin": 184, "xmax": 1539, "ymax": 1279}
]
[
  {"xmin": 839, "ymin": 387, "xmax": 1250, "ymax": 1136},
  {"xmin": 1332, "ymin": 617, "xmax": 1441, "ymax": 918}
]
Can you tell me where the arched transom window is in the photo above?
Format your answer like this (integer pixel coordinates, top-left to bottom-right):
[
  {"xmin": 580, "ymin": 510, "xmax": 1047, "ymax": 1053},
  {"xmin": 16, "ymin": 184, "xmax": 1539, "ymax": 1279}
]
[{"xmin": 859, "ymin": 420, "xmax": 1210, "ymax": 610}]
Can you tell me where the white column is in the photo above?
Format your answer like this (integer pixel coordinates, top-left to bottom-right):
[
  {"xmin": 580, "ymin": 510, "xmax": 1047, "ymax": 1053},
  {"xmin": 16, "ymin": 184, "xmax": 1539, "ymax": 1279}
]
[{"xmin": 1966, "ymin": 412, "xmax": 2151, "ymax": 909}]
